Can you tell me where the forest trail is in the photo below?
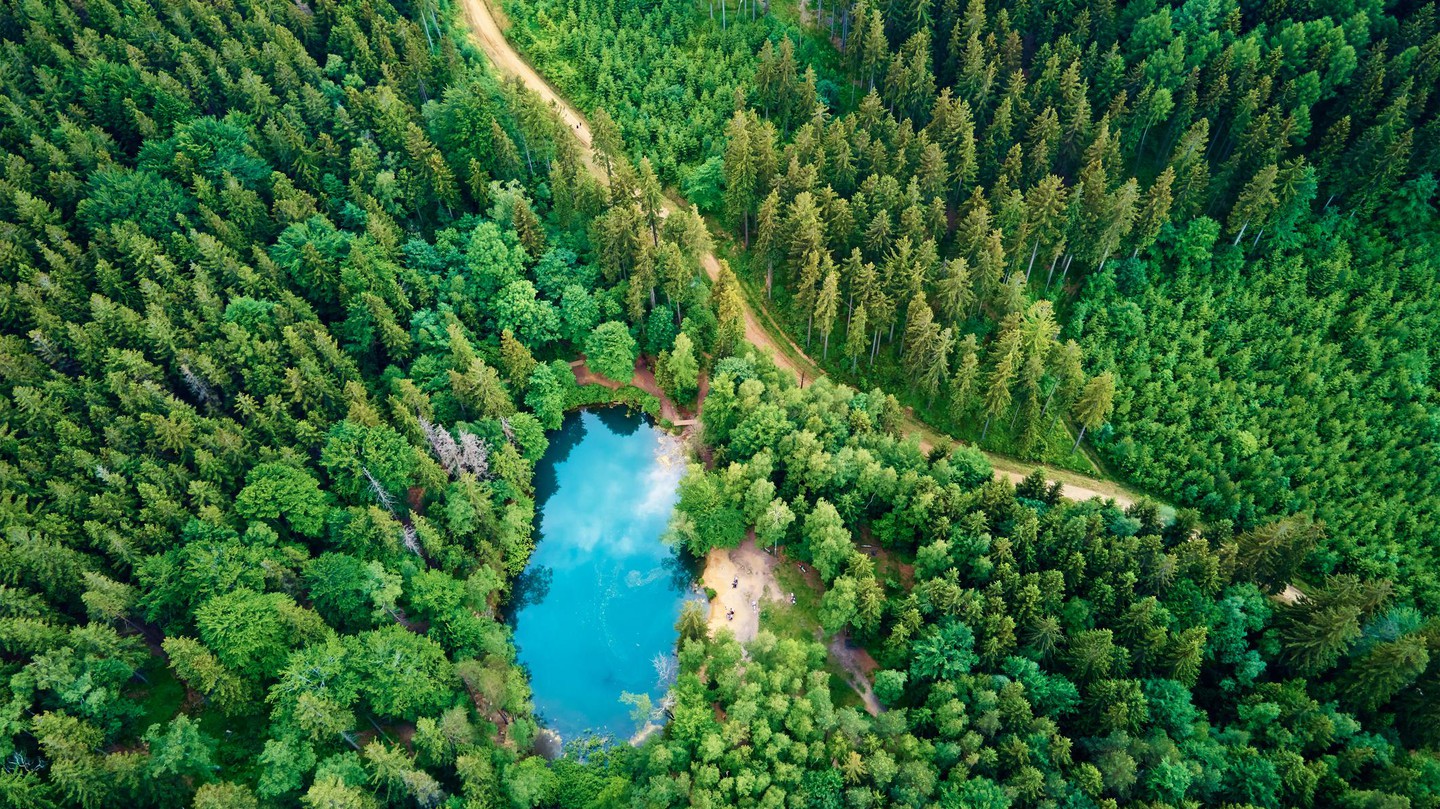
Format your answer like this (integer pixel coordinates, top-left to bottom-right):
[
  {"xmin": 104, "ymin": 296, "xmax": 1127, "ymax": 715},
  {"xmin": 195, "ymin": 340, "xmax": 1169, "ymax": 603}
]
[
  {"xmin": 828, "ymin": 632, "xmax": 882, "ymax": 716},
  {"xmin": 456, "ymin": 0, "xmax": 1152, "ymax": 511},
  {"xmin": 460, "ymin": 0, "xmax": 805, "ymax": 380}
]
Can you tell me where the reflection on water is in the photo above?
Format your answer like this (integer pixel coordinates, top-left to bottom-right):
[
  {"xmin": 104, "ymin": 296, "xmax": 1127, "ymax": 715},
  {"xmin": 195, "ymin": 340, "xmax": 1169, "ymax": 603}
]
[
  {"xmin": 509, "ymin": 565, "xmax": 553, "ymax": 613},
  {"xmin": 507, "ymin": 408, "xmax": 696, "ymax": 744}
]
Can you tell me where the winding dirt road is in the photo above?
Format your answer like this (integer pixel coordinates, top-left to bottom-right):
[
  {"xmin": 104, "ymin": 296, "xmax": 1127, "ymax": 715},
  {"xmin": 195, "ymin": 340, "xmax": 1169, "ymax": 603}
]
[
  {"xmin": 459, "ymin": 0, "xmax": 804, "ymax": 379},
  {"xmin": 454, "ymin": 0, "xmax": 1150, "ymax": 510}
]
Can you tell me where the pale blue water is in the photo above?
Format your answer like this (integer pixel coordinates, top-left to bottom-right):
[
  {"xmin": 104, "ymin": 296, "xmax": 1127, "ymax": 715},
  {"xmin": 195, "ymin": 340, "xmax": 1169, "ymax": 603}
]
[{"xmin": 509, "ymin": 408, "xmax": 694, "ymax": 744}]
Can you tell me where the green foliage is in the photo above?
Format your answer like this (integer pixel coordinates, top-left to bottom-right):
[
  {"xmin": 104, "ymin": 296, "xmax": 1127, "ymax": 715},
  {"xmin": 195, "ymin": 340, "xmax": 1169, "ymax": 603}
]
[
  {"xmin": 584, "ymin": 321, "xmax": 639, "ymax": 383},
  {"xmin": 628, "ymin": 365, "xmax": 1440, "ymax": 808},
  {"xmin": 346, "ymin": 625, "xmax": 457, "ymax": 721},
  {"xmin": 235, "ymin": 463, "xmax": 330, "ymax": 538},
  {"xmin": 0, "ymin": 0, "xmax": 694, "ymax": 798}
]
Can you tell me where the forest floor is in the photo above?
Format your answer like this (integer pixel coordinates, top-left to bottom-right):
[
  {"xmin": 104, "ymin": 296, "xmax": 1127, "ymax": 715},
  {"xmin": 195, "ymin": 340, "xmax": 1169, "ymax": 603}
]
[
  {"xmin": 828, "ymin": 632, "xmax": 882, "ymax": 716},
  {"xmin": 455, "ymin": 0, "xmax": 1160, "ymax": 515}
]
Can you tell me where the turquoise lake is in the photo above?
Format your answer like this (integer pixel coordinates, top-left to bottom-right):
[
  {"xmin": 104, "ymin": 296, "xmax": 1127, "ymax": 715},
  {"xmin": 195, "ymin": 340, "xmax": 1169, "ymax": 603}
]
[{"xmin": 508, "ymin": 408, "xmax": 695, "ymax": 744}]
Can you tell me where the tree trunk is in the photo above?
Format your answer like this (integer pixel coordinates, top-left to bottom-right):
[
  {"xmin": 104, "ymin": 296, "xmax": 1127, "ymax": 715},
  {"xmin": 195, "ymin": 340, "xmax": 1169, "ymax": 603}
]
[
  {"xmin": 1025, "ymin": 241, "xmax": 1039, "ymax": 282},
  {"xmin": 823, "ymin": 333, "xmax": 830, "ymax": 359},
  {"xmin": 1071, "ymin": 424, "xmax": 1087, "ymax": 453},
  {"xmin": 981, "ymin": 412, "xmax": 992, "ymax": 441},
  {"xmin": 765, "ymin": 261, "xmax": 773, "ymax": 298},
  {"xmin": 1232, "ymin": 220, "xmax": 1248, "ymax": 247},
  {"xmin": 1045, "ymin": 253, "xmax": 1059, "ymax": 290},
  {"xmin": 1057, "ymin": 253, "xmax": 1073, "ymax": 289}
]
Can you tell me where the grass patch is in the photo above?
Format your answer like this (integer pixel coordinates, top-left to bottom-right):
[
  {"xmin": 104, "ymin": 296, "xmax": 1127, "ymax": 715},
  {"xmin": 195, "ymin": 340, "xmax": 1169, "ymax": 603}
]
[
  {"xmin": 565, "ymin": 383, "xmax": 663, "ymax": 421},
  {"xmin": 198, "ymin": 707, "xmax": 271, "ymax": 786}
]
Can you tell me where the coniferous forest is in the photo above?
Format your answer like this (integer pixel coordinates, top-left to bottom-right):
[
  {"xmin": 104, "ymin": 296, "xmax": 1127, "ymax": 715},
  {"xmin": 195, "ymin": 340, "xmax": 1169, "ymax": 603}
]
[{"xmin": 0, "ymin": 0, "xmax": 1438, "ymax": 806}]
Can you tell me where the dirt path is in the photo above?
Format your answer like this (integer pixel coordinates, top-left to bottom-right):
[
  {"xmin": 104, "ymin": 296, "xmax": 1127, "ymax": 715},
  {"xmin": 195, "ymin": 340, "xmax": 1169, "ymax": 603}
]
[
  {"xmin": 699, "ymin": 534, "xmax": 780, "ymax": 644},
  {"xmin": 458, "ymin": 0, "xmax": 595, "ymax": 153},
  {"xmin": 569, "ymin": 356, "xmax": 697, "ymax": 425},
  {"xmin": 456, "ymin": 0, "xmax": 1154, "ymax": 511},
  {"xmin": 461, "ymin": 0, "xmax": 804, "ymax": 381},
  {"xmin": 828, "ymin": 632, "xmax": 882, "ymax": 716}
]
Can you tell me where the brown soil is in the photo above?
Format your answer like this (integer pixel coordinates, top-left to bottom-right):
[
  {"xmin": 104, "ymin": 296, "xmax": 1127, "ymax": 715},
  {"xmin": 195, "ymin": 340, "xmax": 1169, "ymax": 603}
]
[
  {"xmin": 569, "ymin": 355, "xmax": 695, "ymax": 425},
  {"xmin": 828, "ymin": 631, "xmax": 882, "ymax": 716},
  {"xmin": 700, "ymin": 533, "xmax": 782, "ymax": 644}
]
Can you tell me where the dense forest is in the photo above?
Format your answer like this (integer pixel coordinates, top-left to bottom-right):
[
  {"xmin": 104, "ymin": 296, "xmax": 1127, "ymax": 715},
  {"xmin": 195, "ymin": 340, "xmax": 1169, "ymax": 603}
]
[
  {"xmin": 0, "ymin": 0, "xmax": 726, "ymax": 805},
  {"xmin": 1, "ymin": 0, "xmax": 1439, "ymax": 805},
  {"xmin": 506, "ymin": 0, "xmax": 1440, "ymax": 600},
  {"xmin": 613, "ymin": 359, "xmax": 1440, "ymax": 808}
]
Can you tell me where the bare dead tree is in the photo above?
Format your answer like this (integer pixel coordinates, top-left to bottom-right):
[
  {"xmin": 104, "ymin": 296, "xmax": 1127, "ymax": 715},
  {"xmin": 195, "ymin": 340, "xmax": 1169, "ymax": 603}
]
[
  {"xmin": 458, "ymin": 431, "xmax": 490, "ymax": 478},
  {"xmin": 362, "ymin": 466, "xmax": 398, "ymax": 514},
  {"xmin": 420, "ymin": 415, "xmax": 463, "ymax": 476},
  {"xmin": 180, "ymin": 363, "xmax": 215, "ymax": 406},
  {"xmin": 420, "ymin": 414, "xmax": 491, "ymax": 479}
]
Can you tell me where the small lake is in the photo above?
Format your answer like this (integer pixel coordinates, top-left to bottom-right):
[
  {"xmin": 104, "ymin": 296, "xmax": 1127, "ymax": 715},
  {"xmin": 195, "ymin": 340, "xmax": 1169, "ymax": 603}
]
[{"xmin": 508, "ymin": 408, "xmax": 695, "ymax": 745}]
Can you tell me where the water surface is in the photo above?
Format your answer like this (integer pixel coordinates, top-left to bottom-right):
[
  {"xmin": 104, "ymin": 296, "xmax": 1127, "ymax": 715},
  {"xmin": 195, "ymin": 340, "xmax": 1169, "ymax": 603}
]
[{"xmin": 509, "ymin": 408, "xmax": 693, "ymax": 743}]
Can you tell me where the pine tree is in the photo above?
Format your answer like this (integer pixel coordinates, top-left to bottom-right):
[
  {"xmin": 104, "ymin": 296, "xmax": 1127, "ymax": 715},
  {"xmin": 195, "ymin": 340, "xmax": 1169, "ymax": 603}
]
[
  {"xmin": 982, "ymin": 328, "xmax": 1022, "ymax": 441},
  {"xmin": 1236, "ymin": 516, "xmax": 1323, "ymax": 594},
  {"xmin": 902, "ymin": 291, "xmax": 936, "ymax": 370},
  {"xmin": 1228, "ymin": 163, "xmax": 1279, "ymax": 246},
  {"xmin": 1277, "ymin": 576, "xmax": 1393, "ymax": 677},
  {"xmin": 934, "ymin": 257, "xmax": 974, "ymax": 327},
  {"xmin": 711, "ymin": 260, "xmax": 747, "ymax": 358},
  {"xmin": 1022, "ymin": 174, "xmax": 1068, "ymax": 281},
  {"xmin": 1345, "ymin": 634, "xmax": 1430, "ymax": 712},
  {"xmin": 1071, "ymin": 372, "xmax": 1115, "ymax": 452},
  {"xmin": 724, "ymin": 112, "xmax": 757, "ymax": 244},
  {"xmin": 499, "ymin": 329, "xmax": 537, "ymax": 390},
  {"xmin": 948, "ymin": 333, "xmax": 980, "ymax": 422},
  {"xmin": 754, "ymin": 190, "xmax": 782, "ymax": 298},
  {"xmin": 636, "ymin": 157, "xmax": 665, "ymax": 248},
  {"xmin": 921, "ymin": 326, "xmax": 954, "ymax": 407},
  {"xmin": 1130, "ymin": 166, "xmax": 1174, "ymax": 258},
  {"xmin": 590, "ymin": 106, "xmax": 625, "ymax": 182},
  {"xmin": 847, "ymin": 303, "xmax": 869, "ymax": 371},
  {"xmin": 816, "ymin": 269, "xmax": 840, "ymax": 359}
]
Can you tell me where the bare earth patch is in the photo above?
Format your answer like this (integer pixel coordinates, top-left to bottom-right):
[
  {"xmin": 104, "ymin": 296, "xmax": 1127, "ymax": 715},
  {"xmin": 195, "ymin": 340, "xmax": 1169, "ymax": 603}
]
[
  {"xmin": 828, "ymin": 632, "xmax": 883, "ymax": 716},
  {"xmin": 700, "ymin": 533, "xmax": 781, "ymax": 644}
]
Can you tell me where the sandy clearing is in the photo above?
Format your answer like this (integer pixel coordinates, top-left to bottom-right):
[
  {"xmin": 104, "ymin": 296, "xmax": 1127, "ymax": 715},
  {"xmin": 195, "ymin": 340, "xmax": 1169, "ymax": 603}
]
[{"xmin": 700, "ymin": 534, "xmax": 781, "ymax": 644}]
